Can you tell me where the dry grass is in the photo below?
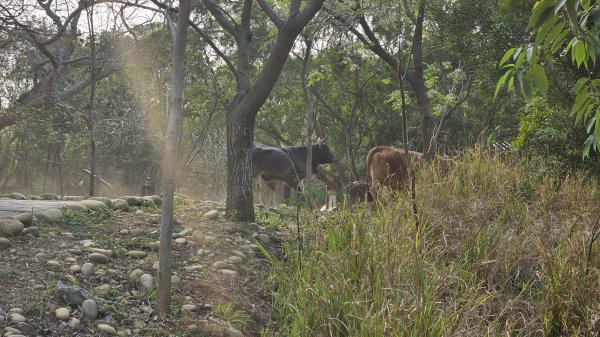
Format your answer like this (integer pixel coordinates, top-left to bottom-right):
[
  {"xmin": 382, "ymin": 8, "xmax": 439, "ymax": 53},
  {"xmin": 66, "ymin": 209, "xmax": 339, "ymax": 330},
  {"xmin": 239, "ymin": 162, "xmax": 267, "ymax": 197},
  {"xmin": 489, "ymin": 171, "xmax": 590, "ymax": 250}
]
[{"xmin": 266, "ymin": 149, "xmax": 600, "ymax": 336}]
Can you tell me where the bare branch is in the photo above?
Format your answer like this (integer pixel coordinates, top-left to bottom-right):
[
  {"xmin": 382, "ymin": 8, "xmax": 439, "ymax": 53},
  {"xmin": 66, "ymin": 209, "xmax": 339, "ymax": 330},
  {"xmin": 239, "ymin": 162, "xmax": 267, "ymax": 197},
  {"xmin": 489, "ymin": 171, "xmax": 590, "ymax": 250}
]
[{"xmin": 202, "ymin": 0, "xmax": 239, "ymax": 38}]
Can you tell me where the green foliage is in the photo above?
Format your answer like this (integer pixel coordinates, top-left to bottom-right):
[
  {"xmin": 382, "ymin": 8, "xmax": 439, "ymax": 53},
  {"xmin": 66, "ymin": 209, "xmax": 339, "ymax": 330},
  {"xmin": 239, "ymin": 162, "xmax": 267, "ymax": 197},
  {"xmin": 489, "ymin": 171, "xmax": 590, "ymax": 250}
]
[
  {"xmin": 211, "ymin": 302, "xmax": 252, "ymax": 331},
  {"xmin": 496, "ymin": 0, "xmax": 600, "ymax": 156},
  {"xmin": 267, "ymin": 150, "xmax": 600, "ymax": 336}
]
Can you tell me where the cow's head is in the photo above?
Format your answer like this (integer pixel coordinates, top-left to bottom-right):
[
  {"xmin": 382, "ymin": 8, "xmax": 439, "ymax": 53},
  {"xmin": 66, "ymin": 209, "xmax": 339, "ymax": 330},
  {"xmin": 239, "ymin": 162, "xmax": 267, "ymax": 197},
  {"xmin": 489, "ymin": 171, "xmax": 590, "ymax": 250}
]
[{"xmin": 313, "ymin": 136, "xmax": 336, "ymax": 166}]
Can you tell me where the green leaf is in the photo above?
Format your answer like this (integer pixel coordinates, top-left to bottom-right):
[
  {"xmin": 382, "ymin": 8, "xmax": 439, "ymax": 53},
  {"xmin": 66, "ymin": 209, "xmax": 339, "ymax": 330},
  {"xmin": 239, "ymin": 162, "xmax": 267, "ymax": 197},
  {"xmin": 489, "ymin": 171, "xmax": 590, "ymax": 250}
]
[
  {"xmin": 535, "ymin": 15, "xmax": 560, "ymax": 47},
  {"xmin": 544, "ymin": 21, "xmax": 566, "ymax": 50},
  {"xmin": 574, "ymin": 77, "xmax": 589, "ymax": 94},
  {"xmin": 595, "ymin": 109, "xmax": 600, "ymax": 143},
  {"xmin": 515, "ymin": 51, "xmax": 527, "ymax": 69},
  {"xmin": 499, "ymin": 48, "xmax": 516, "ymax": 67},
  {"xmin": 530, "ymin": 64, "xmax": 549, "ymax": 95},
  {"xmin": 529, "ymin": 0, "xmax": 556, "ymax": 29},
  {"xmin": 565, "ymin": 0, "xmax": 582, "ymax": 27},
  {"xmin": 571, "ymin": 89, "xmax": 590, "ymax": 121},
  {"xmin": 582, "ymin": 134, "xmax": 594, "ymax": 157}
]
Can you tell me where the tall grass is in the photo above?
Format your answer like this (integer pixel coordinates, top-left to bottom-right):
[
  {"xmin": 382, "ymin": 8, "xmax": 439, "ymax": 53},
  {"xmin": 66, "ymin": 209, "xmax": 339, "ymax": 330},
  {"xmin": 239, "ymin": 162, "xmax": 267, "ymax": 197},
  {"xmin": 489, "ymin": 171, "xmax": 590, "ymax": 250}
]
[{"xmin": 266, "ymin": 149, "xmax": 600, "ymax": 336}]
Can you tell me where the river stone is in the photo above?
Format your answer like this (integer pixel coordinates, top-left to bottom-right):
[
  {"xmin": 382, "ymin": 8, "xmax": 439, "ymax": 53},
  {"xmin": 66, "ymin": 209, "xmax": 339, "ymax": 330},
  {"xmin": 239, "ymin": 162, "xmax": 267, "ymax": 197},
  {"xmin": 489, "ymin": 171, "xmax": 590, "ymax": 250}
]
[
  {"xmin": 212, "ymin": 261, "xmax": 229, "ymax": 269},
  {"xmin": 202, "ymin": 210, "xmax": 219, "ymax": 220},
  {"xmin": 141, "ymin": 197, "xmax": 155, "ymax": 207},
  {"xmin": 119, "ymin": 196, "xmax": 143, "ymax": 206},
  {"xmin": 79, "ymin": 200, "xmax": 109, "ymax": 211},
  {"xmin": 171, "ymin": 275, "xmax": 181, "ymax": 286},
  {"xmin": 47, "ymin": 260, "xmax": 61, "ymax": 267},
  {"xmin": 175, "ymin": 238, "xmax": 187, "ymax": 245},
  {"xmin": 147, "ymin": 195, "xmax": 162, "ymax": 206},
  {"xmin": 14, "ymin": 213, "xmax": 33, "ymax": 227},
  {"xmin": 126, "ymin": 250, "xmax": 147, "ymax": 258},
  {"xmin": 36, "ymin": 208, "xmax": 63, "ymax": 222},
  {"xmin": 227, "ymin": 256, "xmax": 243, "ymax": 264},
  {"xmin": 22, "ymin": 226, "xmax": 39, "ymax": 237},
  {"xmin": 41, "ymin": 193, "xmax": 60, "ymax": 200},
  {"xmin": 225, "ymin": 327, "xmax": 245, "ymax": 337},
  {"xmin": 55, "ymin": 307, "xmax": 70, "ymax": 320},
  {"xmin": 10, "ymin": 312, "xmax": 26, "ymax": 323},
  {"xmin": 68, "ymin": 317, "xmax": 80, "ymax": 328},
  {"xmin": 70, "ymin": 264, "xmax": 81, "ymax": 273},
  {"xmin": 231, "ymin": 250, "xmax": 247, "ymax": 260},
  {"xmin": 89, "ymin": 248, "xmax": 113, "ymax": 256},
  {"xmin": 139, "ymin": 274, "xmax": 154, "ymax": 290},
  {"xmin": 81, "ymin": 263, "xmax": 95, "ymax": 276},
  {"xmin": 256, "ymin": 234, "xmax": 270, "ymax": 244},
  {"xmin": 0, "ymin": 219, "xmax": 24, "ymax": 236},
  {"xmin": 97, "ymin": 324, "xmax": 117, "ymax": 335},
  {"xmin": 148, "ymin": 241, "xmax": 160, "ymax": 251},
  {"xmin": 0, "ymin": 237, "xmax": 11, "ymax": 249},
  {"xmin": 5, "ymin": 327, "xmax": 21, "ymax": 334},
  {"xmin": 189, "ymin": 230, "xmax": 207, "ymax": 246},
  {"xmin": 219, "ymin": 269, "xmax": 238, "ymax": 277},
  {"xmin": 89, "ymin": 197, "xmax": 112, "ymax": 206},
  {"xmin": 88, "ymin": 253, "xmax": 109, "ymax": 264},
  {"xmin": 110, "ymin": 199, "xmax": 130, "ymax": 211},
  {"xmin": 82, "ymin": 299, "xmax": 98, "ymax": 319},
  {"xmin": 129, "ymin": 269, "xmax": 144, "ymax": 281},
  {"xmin": 8, "ymin": 192, "xmax": 26, "ymax": 200},
  {"xmin": 62, "ymin": 202, "xmax": 88, "ymax": 213},
  {"xmin": 182, "ymin": 304, "xmax": 197, "ymax": 312},
  {"xmin": 56, "ymin": 281, "xmax": 91, "ymax": 306}
]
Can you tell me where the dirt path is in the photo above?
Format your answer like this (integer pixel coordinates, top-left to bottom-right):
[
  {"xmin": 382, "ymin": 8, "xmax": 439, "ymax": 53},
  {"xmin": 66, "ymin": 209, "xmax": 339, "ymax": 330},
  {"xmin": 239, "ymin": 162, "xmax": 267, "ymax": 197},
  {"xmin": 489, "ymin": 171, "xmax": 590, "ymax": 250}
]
[{"xmin": 0, "ymin": 201, "xmax": 280, "ymax": 336}]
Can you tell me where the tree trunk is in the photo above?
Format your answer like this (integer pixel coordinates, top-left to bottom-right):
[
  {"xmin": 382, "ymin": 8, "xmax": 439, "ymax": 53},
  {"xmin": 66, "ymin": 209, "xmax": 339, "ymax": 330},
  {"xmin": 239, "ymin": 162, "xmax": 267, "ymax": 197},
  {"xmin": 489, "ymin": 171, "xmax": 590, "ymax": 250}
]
[{"xmin": 157, "ymin": 0, "xmax": 191, "ymax": 314}]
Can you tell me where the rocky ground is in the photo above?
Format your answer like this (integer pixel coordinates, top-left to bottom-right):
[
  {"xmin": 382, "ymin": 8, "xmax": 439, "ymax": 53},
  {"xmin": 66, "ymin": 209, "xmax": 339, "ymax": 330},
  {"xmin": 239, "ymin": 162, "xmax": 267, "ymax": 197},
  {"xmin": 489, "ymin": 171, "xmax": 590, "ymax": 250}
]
[{"xmin": 0, "ymin": 195, "xmax": 285, "ymax": 337}]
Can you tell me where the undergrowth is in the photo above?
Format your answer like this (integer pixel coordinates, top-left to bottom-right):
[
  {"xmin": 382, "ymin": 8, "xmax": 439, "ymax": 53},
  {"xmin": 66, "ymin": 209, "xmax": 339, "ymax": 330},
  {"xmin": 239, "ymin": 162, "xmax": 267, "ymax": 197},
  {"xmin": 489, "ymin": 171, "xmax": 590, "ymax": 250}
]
[{"xmin": 266, "ymin": 149, "xmax": 600, "ymax": 336}]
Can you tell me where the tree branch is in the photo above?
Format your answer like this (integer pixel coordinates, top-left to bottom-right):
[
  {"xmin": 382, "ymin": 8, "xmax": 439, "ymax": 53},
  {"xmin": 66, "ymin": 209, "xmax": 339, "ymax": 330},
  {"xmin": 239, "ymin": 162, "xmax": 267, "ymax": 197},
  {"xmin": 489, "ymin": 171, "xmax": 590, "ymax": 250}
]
[{"xmin": 257, "ymin": 0, "xmax": 283, "ymax": 29}]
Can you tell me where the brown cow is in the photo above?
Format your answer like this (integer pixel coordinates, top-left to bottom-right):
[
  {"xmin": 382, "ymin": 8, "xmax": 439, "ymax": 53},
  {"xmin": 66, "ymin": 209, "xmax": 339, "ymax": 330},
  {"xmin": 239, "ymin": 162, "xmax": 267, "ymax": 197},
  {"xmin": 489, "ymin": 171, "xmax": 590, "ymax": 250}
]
[{"xmin": 366, "ymin": 146, "xmax": 423, "ymax": 200}]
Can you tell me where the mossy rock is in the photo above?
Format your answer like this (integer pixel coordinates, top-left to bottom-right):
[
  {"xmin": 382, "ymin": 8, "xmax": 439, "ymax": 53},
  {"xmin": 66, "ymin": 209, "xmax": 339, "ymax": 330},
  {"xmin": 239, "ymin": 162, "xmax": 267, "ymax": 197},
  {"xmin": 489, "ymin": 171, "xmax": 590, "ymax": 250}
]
[
  {"xmin": 15, "ymin": 213, "xmax": 34, "ymax": 227},
  {"xmin": 36, "ymin": 208, "xmax": 64, "ymax": 223},
  {"xmin": 110, "ymin": 199, "xmax": 130, "ymax": 211},
  {"xmin": 147, "ymin": 195, "xmax": 163, "ymax": 206},
  {"xmin": 79, "ymin": 200, "xmax": 109, "ymax": 211},
  {"xmin": 0, "ymin": 219, "xmax": 25, "ymax": 236},
  {"xmin": 89, "ymin": 197, "xmax": 112, "ymax": 207},
  {"xmin": 41, "ymin": 193, "xmax": 60, "ymax": 200},
  {"xmin": 119, "ymin": 196, "xmax": 144, "ymax": 207},
  {"xmin": 63, "ymin": 202, "xmax": 89, "ymax": 213}
]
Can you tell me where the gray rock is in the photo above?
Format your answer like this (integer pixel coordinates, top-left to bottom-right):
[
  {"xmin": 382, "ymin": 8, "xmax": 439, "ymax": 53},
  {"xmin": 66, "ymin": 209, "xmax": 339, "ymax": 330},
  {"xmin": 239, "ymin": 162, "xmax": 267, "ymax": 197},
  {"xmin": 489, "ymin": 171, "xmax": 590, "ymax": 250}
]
[
  {"xmin": 14, "ymin": 213, "xmax": 33, "ymax": 227},
  {"xmin": 36, "ymin": 208, "xmax": 63, "ymax": 223},
  {"xmin": 79, "ymin": 200, "xmax": 109, "ymax": 211},
  {"xmin": 231, "ymin": 250, "xmax": 247, "ymax": 260},
  {"xmin": 82, "ymin": 299, "xmax": 98, "ymax": 319},
  {"xmin": 182, "ymin": 304, "xmax": 197, "ymax": 312},
  {"xmin": 219, "ymin": 269, "xmax": 238, "ymax": 277},
  {"xmin": 55, "ymin": 307, "xmax": 70, "ymax": 320},
  {"xmin": 227, "ymin": 256, "xmax": 243, "ymax": 264},
  {"xmin": 202, "ymin": 210, "xmax": 219, "ymax": 220},
  {"xmin": 22, "ymin": 226, "xmax": 39, "ymax": 237},
  {"xmin": 70, "ymin": 264, "xmax": 81, "ymax": 273},
  {"xmin": 0, "ymin": 219, "xmax": 24, "ymax": 236},
  {"xmin": 62, "ymin": 202, "xmax": 88, "ymax": 213},
  {"xmin": 89, "ymin": 248, "xmax": 113, "ymax": 256},
  {"xmin": 171, "ymin": 275, "xmax": 181, "ymax": 286},
  {"xmin": 139, "ymin": 274, "xmax": 154, "ymax": 290},
  {"xmin": 9, "ymin": 192, "xmax": 26, "ymax": 200},
  {"xmin": 68, "ymin": 317, "xmax": 80, "ymax": 328},
  {"xmin": 81, "ymin": 263, "xmax": 95, "ymax": 276},
  {"xmin": 119, "ymin": 196, "xmax": 144, "ymax": 206},
  {"xmin": 41, "ymin": 193, "xmax": 60, "ymax": 200},
  {"xmin": 148, "ymin": 241, "xmax": 160, "ymax": 251},
  {"xmin": 110, "ymin": 199, "xmax": 130, "ymax": 211},
  {"xmin": 89, "ymin": 197, "xmax": 112, "ymax": 207},
  {"xmin": 56, "ymin": 281, "xmax": 92, "ymax": 306},
  {"xmin": 16, "ymin": 322, "xmax": 34, "ymax": 335},
  {"xmin": 129, "ymin": 269, "xmax": 144, "ymax": 281},
  {"xmin": 126, "ymin": 250, "xmax": 147, "ymax": 258},
  {"xmin": 10, "ymin": 312, "xmax": 26, "ymax": 323},
  {"xmin": 225, "ymin": 327, "xmax": 245, "ymax": 337},
  {"xmin": 190, "ymin": 230, "xmax": 207, "ymax": 246},
  {"xmin": 256, "ymin": 234, "xmax": 270, "ymax": 244},
  {"xmin": 147, "ymin": 195, "xmax": 163, "ymax": 206},
  {"xmin": 47, "ymin": 260, "xmax": 61, "ymax": 268},
  {"xmin": 88, "ymin": 253, "xmax": 109, "ymax": 264},
  {"xmin": 212, "ymin": 261, "xmax": 229, "ymax": 269},
  {"xmin": 97, "ymin": 324, "xmax": 117, "ymax": 335},
  {"xmin": 0, "ymin": 237, "xmax": 11, "ymax": 249}
]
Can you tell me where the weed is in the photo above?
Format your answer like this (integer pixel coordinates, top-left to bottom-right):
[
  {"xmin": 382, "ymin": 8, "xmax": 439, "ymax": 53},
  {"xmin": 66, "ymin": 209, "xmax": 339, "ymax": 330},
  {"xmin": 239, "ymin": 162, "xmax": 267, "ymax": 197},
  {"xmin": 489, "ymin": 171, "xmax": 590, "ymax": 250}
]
[{"xmin": 211, "ymin": 302, "xmax": 252, "ymax": 331}]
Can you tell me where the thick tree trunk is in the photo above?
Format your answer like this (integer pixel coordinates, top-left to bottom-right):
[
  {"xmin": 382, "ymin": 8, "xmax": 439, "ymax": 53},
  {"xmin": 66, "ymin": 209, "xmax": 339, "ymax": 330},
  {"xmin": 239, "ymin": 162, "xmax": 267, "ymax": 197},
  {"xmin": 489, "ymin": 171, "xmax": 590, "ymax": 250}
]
[
  {"xmin": 225, "ymin": 101, "xmax": 255, "ymax": 222},
  {"xmin": 157, "ymin": 0, "xmax": 190, "ymax": 314}
]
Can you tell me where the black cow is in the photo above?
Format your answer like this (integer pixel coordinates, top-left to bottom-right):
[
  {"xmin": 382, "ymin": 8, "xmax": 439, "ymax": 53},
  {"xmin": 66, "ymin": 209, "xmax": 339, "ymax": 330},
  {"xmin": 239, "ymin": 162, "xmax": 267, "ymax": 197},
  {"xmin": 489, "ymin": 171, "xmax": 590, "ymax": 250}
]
[{"xmin": 252, "ymin": 140, "xmax": 336, "ymax": 199}]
